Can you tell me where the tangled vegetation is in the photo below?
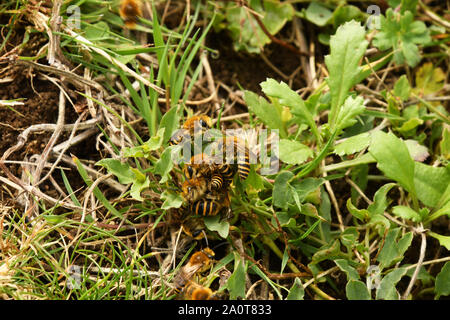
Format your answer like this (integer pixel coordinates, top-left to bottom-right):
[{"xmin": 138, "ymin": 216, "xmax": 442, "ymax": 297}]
[{"xmin": 0, "ymin": 0, "xmax": 449, "ymax": 300}]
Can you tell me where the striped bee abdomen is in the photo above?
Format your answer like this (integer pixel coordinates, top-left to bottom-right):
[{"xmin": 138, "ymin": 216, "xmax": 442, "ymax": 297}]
[
  {"xmin": 211, "ymin": 173, "xmax": 224, "ymax": 190},
  {"xmin": 191, "ymin": 199, "xmax": 220, "ymax": 216}
]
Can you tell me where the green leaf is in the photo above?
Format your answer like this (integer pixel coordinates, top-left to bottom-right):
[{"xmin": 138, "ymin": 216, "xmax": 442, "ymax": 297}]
[
  {"xmin": 304, "ymin": 2, "xmax": 332, "ymax": 26},
  {"xmin": 404, "ymin": 140, "xmax": 429, "ymax": 162},
  {"xmin": 373, "ymin": 9, "xmax": 430, "ymax": 67},
  {"xmin": 123, "ymin": 128, "xmax": 165, "ymax": 158},
  {"xmin": 281, "ymin": 248, "xmax": 289, "ymax": 274},
  {"xmin": 347, "ymin": 198, "xmax": 370, "ymax": 221},
  {"xmin": 204, "ymin": 215, "xmax": 230, "ymax": 239},
  {"xmin": 335, "ymin": 96, "xmax": 366, "ymax": 135},
  {"xmin": 154, "ymin": 147, "xmax": 174, "ymax": 183},
  {"xmin": 279, "ymin": 139, "xmax": 313, "ymax": 165},
  {"xmin": 377, "ymin": 228, "xmax": 413, "ymax": 269},
  {"xmin": 435, "ymin": 262, "xmax": 450, "ymax": 298},
  {"xmin": 391, "ymin": 205, "xmax": 422, "ymax": 222},
  {"xmin": 159, "ymin": 107, "xmax": 180, "ymax": 145},
  {"xmin": 325, "ymin": 21, "xmax": 368, "ymax": 131},
  {"xmin": 225, "ymin": 0, "xmax": 294, "ymax": 53},
  {"xmin": 368, "ymin": 183, "xmax": 396, "ymax": 217},
  {"xmin": 393, "ymin": 75, "xmax": 411, "ymax": 101},
  {"xmin": 160, "ymin": 191, "xmax": 183, "ymax": 210},
  {"xmin": 291, "ymin": 178, "xmax": 325, "ymax": 203},
  {"xmin": 226, "ymin": 253, "xmax": 246, "ymax": 300},
  {"xmin": 261, "ymin": 79, "xmax": 319, "ymax": 142},
  {"xmin": 244, "ymin": 90, "xmax": 284, "ymax": 136},
  {"xmin": 340, "ymin": 227, "xmax": 360, "ymax": 251},
  {"xmin": 129, "ymin": 174, "xmax": 150, "ymax": 201},
  {"xmin": 334, "ymin": 132, "xmax": 371, "ymax": 156},
  {"xmin": 428, "ymin": 232, "xmax": 450, "ymax": 250},
  {"xmin": 414, "ymin": 162, "xmax": 450, "ymax": 208},
  {"xmin": 376, "ymin": 267, "xmax": 408, "ymax": 300},
  {"xmin": 311, "ymin": 239, "xmax": 344, "ymax": 264},
  {"xmin": 335, "ymin": 259, "xmax": 360, "ymax": 281},
  {"xmin": 273, "ymin": 171, "xmax": 294, "ymax": 209},
  {"xmin": 369, "ymin": 131, "xmax": 416, "ymax": 196},
  {"xmin": 346, "ymin": 280, "xmax": 371, "ymax": 300},
  {"xmin": 412, "ymin": 62, "xmax": 445, "ymax": 96},
  {"xmin": 286, "ymin": 278, "xmax": 305, "ymax": 300},
  {"xmin": 96, "ymin": 159, "xmax": 135, "ymax": 184}
]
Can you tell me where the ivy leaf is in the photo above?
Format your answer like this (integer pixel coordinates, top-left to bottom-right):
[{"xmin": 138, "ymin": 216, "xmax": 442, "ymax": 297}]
[
  {"xmin": 325, "ymin": 21, "xmax": 368, "ymax": 132},
  {"xmin": 373, "ymin": 9, "xmax": 430, "ymax": 67}
]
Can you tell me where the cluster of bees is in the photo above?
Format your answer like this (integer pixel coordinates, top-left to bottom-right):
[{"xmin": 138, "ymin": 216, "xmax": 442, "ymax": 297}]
[
  {"xmin": 173, "ymin": 247, "xmax": 218, "ymax": 300},
  {"xmin": 169, "ymin": 115, "xmax": 251, "ymax": 240}
]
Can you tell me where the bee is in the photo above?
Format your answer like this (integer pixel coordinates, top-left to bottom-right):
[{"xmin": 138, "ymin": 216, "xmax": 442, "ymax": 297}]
[
  {"xmin": 183, "ymin": 153, "xmax": 214, "ymax": 179},
  {"xmin": 184, "ymin": 153, "xmax": 234, "ymax": 190},
  {"xmin": 169, "ymin": 115, "xmax": 212, "ymax": 146},
  {"xmin": 193, "ymin": 189, "xmax": 232, "ymax": 216},
  {"xmin": 174, "ymin": 248, "xmax": 215, "ymax": 291},
  {"xmin": 181, "ymin": 176, "xmax": 207, "ymax": 203},
  {"xmin": 211, "ymin": 173, "xmax": 224, "ymax": 190},
  {"xmin": 181, "ymin": 217, "xmax": 205, "ymax": 240},
  {"xmin": 190, "ymin": 198, "xmax": 221, "ymax": 216},
  {"xmin": 119, "ymin": 0, "xmax": 142, "ymax": 29},
  {"xmin": 214, "ymin": 136, "xmax": 251, "ymax": 181},
  {"xmin": 182, "ymin": 281, "xmax": 213, "ymax": 300}
]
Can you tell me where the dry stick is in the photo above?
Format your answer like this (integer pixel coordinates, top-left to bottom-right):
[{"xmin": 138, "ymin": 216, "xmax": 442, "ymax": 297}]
[
  {"xmin": 56, "ymin": 153, "xmax": 126, "ymax": 193},
  {"xmin": 64, "ymin": 28, "xmax": 165, "ymax": 95},
  {"xmin": 15, "ymin": 60, "xmax": 101, "ymax": 90},
  {"xmin": 259, "ymin": 51, "xmax": 290, "ymax": 81},
  {"xmin": 402, "ymin": 228, "xmax": 427, "ymax": 300},
  {"xmin": 0, "ymin": 171, "xmax": 81, "ymax": 211},
  {"xmin": 32, "ymin": 88, "xmax": 66, "ymax": 191},
  {"xmin": 293, "ymin": 17, "xmax": 313, "ymax": 85},
  {"xmin": 200, "ymin": 51, "xmax": 220, "ymax": 112},
  {"xmin": 323, "ymin": 160, "xmax": 345, "ymax": 232},
  {"xmin": 250, "ymin": 10, "xmax": 308, "ymax": 57}
]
